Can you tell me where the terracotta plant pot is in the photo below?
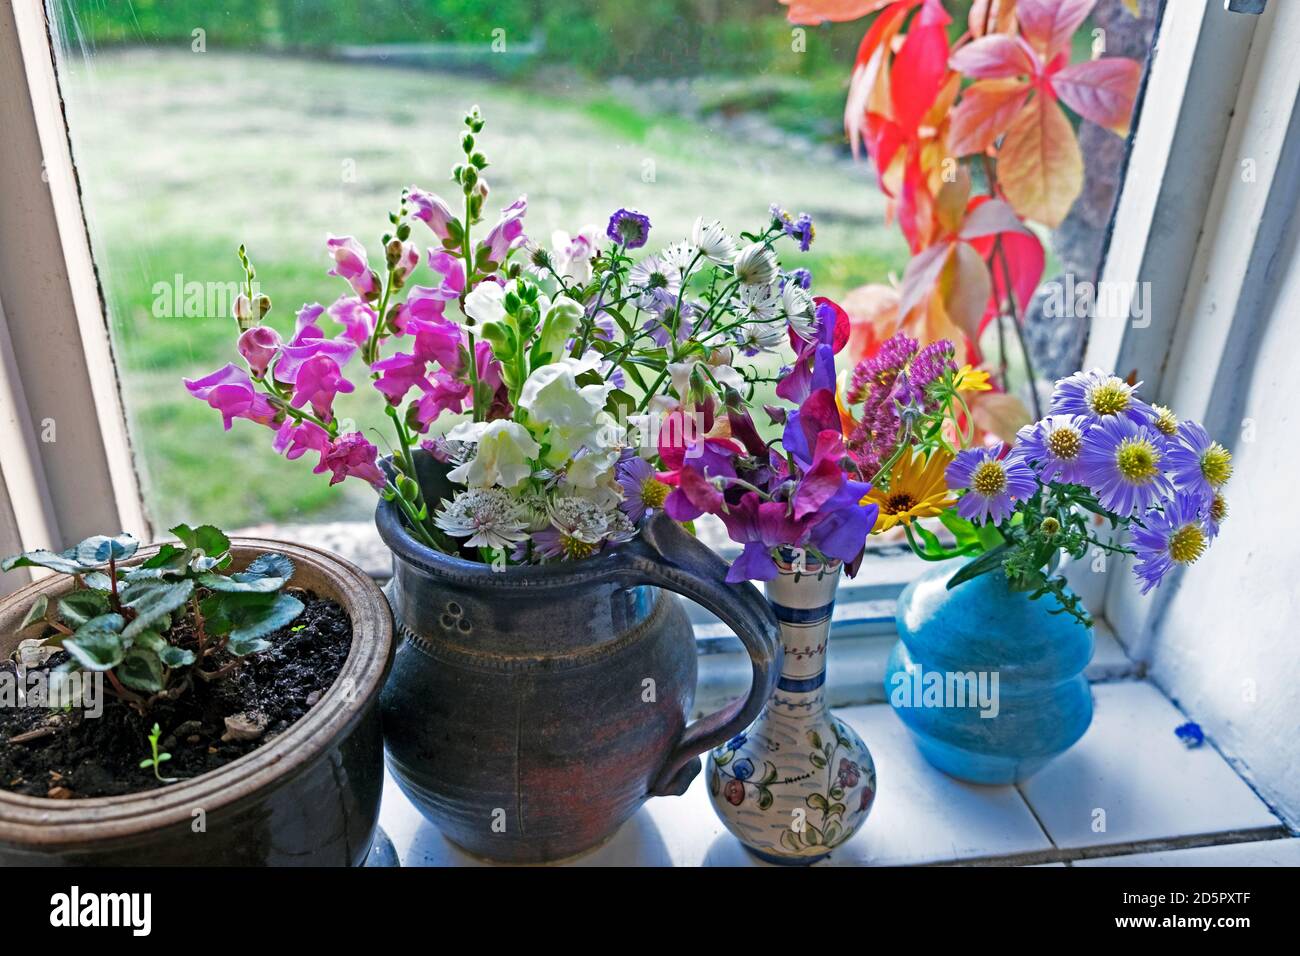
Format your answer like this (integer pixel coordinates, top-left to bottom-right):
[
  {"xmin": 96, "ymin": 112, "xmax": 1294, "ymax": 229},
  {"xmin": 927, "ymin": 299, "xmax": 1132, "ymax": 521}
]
[
  {"xmin": 377, "ymin": 467, "xmax": 782, "ymax": 863},
  {"xmin": 0, "ymin": 539, "xmax": 393, "ymax": 866}
]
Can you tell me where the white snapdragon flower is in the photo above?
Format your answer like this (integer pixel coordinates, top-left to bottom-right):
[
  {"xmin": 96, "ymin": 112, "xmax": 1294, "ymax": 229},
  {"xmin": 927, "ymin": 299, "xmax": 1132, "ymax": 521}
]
[
  {"xmin": 551, "ymin": 226, "xmax": 601, "ymax": 283},
  {"xmin": 445, "ymin": 419, "xmax": 540, "ymax": 489},
  {"xmin": 463, "ymin": 280, "xmax": 507, "ymax": 328}
]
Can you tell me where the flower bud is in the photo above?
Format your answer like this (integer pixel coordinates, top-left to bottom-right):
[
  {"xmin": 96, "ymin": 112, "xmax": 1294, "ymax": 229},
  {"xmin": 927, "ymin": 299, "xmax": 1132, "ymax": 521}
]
[
  {"xmin": 233, "ymin": 293, "xmax": 255, "ymax": 330},
  {"xmin": 254, "ymin": 293, "xmax": 272, "ymax": 319}
]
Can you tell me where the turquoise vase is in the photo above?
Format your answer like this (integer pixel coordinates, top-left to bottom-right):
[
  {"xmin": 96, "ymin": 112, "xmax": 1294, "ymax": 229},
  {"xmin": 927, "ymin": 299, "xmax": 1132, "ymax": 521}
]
[{"xmin": 885, "ymin": 562, "xmax": 1093, "ymax": 785}]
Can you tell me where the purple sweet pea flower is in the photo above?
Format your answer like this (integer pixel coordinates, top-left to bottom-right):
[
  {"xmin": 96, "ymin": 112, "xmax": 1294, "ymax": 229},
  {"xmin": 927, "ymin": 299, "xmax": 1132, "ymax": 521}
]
[
  {"xmin": 1131, "ymin": 491, "xmax": 1210, "ymax": 594},
  {"xmin": 782, "ymin": 388, "xmax": 841, "ymax": 470},
  {"xmin": 407, "ymin": 187, "xmax": 456, "ymax": 240},
  {"xmin": 1049, "ymin": 369, "xmax": 1155, "ymax": 426},
  {"xmin": 806, "ymin": 478, "xmax": 878, "ymax": 563},
  {"xmin": 946, "ymin": 444, "xmax": 1038, "ymax": 525},
  {"xmin": 657, "ymin": 435, "xmax": 740, "ymax": 523},
  {"xmin": 184, "ymin": 363, "xmax": 279, "ymax": 431},
  {"xmin": 1076, "ymin": 415, "xmax": 1173, "ymax": 517},
  {"xmin": 775, "ymin": 299, "xmax": 839, "ymax": 404},
  {"xmin": 237, "ymin": 325, "xmax": 281, "ymax": 379},
  {"xmin": 291, "ymin": 353, "xmax": 354, "ymax": 422},
  {"xmin": 720, "ymin": 492, "xmax": 811, "ymax": 583},
  {"xmin": 326, "ymin": 235, "xmax": 378, "ymax": 298},
  {"xmin": 313, "ymin": 432, "xmax": 386, "ymax": 489},
  {"xmin": 606, "ymin": 208, "xmax": 651, "ymax": 249}
]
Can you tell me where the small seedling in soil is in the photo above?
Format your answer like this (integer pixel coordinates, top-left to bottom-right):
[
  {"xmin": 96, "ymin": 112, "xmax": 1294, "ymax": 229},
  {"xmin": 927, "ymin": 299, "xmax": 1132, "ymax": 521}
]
[
  {"xmin": 2, "ymin": 524, "xmax": 303, "ymax": 715},
  {"xmin": 139, "ymin": 723, "xmax": 177, "ymax": 783}
]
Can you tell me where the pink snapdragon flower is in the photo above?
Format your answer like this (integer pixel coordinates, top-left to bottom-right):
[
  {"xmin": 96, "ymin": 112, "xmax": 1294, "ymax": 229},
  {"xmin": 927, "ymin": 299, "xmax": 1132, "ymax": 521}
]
[
  {"xmin": 272, "ymin": 419, "xmax": 331, "ymax": 461},
  {"xmin": 274, "ymin": 306, "xmax": 357, "ymax": 385},
  {"xmin": 291, "ymin": 353, "xmax": 354, "ymax": 422},
  {"xmin": 372, "ymin": 351, "xmax": 431, "ymax": 405},
  {"xmin": 183, "ymin": 364, "xmax": 278, "ymax": 431},
  {"xmin": 314, "ymin": 432, "xmax": 386, "ymax": 489},
  {"xmin": 326, "ymin": 235, "xmax": 378, "ymax": 298},
  {"xmin": 478, "ymin": 196, "xmax": 527, "ymax": 265},
  {"xmin": 426, "ymin": 250, "xmax": 466, "ymax": 300},
  {"xmin": 237, "ymin": 325, "xmax": 282, "ymax": 378},
  {"xmin": 392, "ymin": 240, "xmax": 420, "ymax": 281},
  {"xmin": 413, "ymin": 369, "xmax": 471, "ymax": 430},
  {"xmin": 407, "ymin": 187, "xmax": 456, "ymax": 240},
  {"xmin": 327, "ymin": 297, "xmax": 378, "ymax": 348}
]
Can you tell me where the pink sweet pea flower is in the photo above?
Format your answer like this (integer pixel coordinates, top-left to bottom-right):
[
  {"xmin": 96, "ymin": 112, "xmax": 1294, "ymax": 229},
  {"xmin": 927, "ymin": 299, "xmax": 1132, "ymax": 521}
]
[
  {"xmin": 720, "ymin": 492, "xmax": 812, "ymax": 584},
  {"xmin": 327, "ymin": 297, "xmax": 378, "ymax": 348},
  {"xmin": 314, "ymin": 432, "xmax": 386, "ymax": 489},
  {"xmin": 237, "ymin": 325, "xmax": 282, "ymax": 379},
  {"xmin": 326, "ymin": 235, "xmax": 378, "ymax": 298},
  {"xmin": 184, "ymin": 364, "xmax": 279, "ymax": 431},
  {"xmin": 372, "ymin": 351, "xmax": 431, "ymax": 405},
  {"xmin": 291, "ymin": 353, "xmax": 354, "ymax": 422},
  {"xmin": 272, "ymin": 419, "xmax": 331, "ymax": 461},
  {"xmin": 407, "ymin": 187, "xmax": 456, "ymax": 240},
  {"xmin": 478, "ymin": 196, "xmax": 527, "ymax": 265},
  {"xmin": 413, "ymin": 369, "xmax": 471, "ymax": 431}
]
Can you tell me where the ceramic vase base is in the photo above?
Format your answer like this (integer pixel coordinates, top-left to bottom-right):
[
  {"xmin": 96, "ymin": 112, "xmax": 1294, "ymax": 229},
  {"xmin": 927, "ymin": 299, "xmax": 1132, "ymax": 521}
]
[
  {"xmin": 364, "ymin": 827, "xmax": 401, "ymax": 867},
  {"xmin": 745, "ymin": 844, "xmax": 830, "ymax": 866}
]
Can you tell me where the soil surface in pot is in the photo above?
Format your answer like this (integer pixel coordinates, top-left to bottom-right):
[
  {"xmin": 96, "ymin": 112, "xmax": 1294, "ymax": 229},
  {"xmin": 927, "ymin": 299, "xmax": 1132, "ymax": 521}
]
[{"xmin": 0, "ymin": 593, "xmax": 350, "ymax": 798}]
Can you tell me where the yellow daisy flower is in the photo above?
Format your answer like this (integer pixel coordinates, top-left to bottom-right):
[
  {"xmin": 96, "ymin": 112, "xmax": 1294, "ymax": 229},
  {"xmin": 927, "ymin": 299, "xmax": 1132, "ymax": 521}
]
[
  {"xmin": 954, "ymin": 364, "xmax": 992, "ymax": 393},
  {"xmin": 862, "ymin": 448, "xmax": 957, "ymax": 533}
]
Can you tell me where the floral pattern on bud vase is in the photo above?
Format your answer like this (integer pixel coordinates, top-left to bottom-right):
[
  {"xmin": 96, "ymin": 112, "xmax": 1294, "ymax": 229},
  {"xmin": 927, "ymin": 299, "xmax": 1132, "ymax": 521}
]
[{"xmin": 708, "ymin": 550, "xmax": 876, "ymax": 865}]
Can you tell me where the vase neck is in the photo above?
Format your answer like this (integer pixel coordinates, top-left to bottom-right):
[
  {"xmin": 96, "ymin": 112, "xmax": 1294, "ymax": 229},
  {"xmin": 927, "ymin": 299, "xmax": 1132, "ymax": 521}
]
[{"xmin": 763, "ymin": 553, "xmax": 841, "ymax": 719}]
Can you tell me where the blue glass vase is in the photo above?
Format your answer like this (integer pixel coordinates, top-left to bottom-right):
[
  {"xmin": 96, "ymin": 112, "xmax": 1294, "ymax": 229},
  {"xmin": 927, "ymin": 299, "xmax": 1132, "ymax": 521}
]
[{"xmin": 885, "ymin": 562, "xmax": 1093, "ymax": 785}]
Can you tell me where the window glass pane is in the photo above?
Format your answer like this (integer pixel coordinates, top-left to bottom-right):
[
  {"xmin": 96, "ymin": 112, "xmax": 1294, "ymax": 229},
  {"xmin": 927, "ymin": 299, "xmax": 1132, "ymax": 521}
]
[{"xmin": 47, "ymin": 0, "xmax": 1159, "ymax": 541}]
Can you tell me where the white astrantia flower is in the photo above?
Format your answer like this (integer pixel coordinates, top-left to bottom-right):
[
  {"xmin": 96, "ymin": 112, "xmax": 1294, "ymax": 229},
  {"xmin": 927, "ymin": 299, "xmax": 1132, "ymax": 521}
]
[
  {"xmin": 732, "ymin": 242, "xmax": 779, "ymax": 288},
  {"xmin": 629, "ymin": 254, "xmax": 682, "ymax": 310},
  {"xmin": 691, "ymin": 217, "xmax": 738, "ymax": 265},
  {"xmin": 445, "ymin": 419, "xmax": 540, "ymax": 489},
  {"xmin": 463, "ymin": 280, "xmax": 507, "ymax": 328},
  {"xmin": 547, "ymin": 495, "xmax": 612, "ymax": 544},
  {"xmin": 734, "ymin": 283, "xmax": 781, "ymax": 323},
  {"xmin": 434, "ymin": 488, "xmax": 530, "ymax": 550}
]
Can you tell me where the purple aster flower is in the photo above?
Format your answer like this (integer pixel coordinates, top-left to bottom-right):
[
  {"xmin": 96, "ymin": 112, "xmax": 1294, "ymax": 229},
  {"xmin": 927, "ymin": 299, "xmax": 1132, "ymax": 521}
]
[
  {"xmin": 1165, "ymin": 420, "xmax": 1232, "ymax": 501},
  {"xmin": 787, "ymin": 268, "xmax": 813, "ymax": 290},
  {"xmin": 1205, "ymin": 491, "xmax": 1227, "ymax": 540},
  {"xmin": 606, "ymin": 208, "xmax": 651, "ymax": 249},
  {"xmin": 1014, "ymin": 414, "xmax": 1090, "ymax": 484},
  {"xmin": 1131, "ymin": 491, "xmax": 1210, "ymax": 594},
  {"xmin": 770, "ymin": 205, "xmax": 815, "ymax": 252},
  {"xmin": 1077, "ymin": 415, "xmax": 1173, "ymax": 517},
  {"xmin": 616, "ymin": 455, "xmax": 669, "ymax": 524},
  {"xmin": 946, "ymin": 444, "xmax": 1038, "ymax": 525},
  {"xmin": 1049, "ymin": 369, "xmax": 1155, "ymax": 426}
]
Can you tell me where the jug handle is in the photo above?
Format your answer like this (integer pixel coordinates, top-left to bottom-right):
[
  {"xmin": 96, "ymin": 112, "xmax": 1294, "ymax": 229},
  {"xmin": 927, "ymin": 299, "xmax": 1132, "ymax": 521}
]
[{"xmin": 618, "ymin": 513, "xmax": 782, "ymax": 798}]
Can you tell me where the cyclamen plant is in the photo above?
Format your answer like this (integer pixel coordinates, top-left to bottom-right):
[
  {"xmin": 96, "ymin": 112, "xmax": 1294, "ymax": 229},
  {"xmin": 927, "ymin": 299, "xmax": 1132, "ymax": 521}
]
[
  {"xmin": 2, "ymin": 525, "xmax": 302, "ymax": 712},
  {"xmin": 186, "ymin": 106, "xmax": 829, "ymax": 565},
  {"xmin": 850, "ymin": 339, "xmax": 1231, "ymax": 625}
]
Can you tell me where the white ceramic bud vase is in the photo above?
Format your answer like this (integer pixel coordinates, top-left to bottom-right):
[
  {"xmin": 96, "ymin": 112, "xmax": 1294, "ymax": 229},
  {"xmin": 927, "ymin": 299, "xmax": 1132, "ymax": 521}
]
[{"xmin": 706, "ymin": 550, "xmax": 877, "ymax": 864}]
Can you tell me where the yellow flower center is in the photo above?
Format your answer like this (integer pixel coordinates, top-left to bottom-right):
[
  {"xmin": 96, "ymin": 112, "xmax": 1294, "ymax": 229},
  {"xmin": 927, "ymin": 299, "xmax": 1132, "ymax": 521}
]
[
  {"xmin": 1040, "ymin": 517, "xmax": 1061, "ymax": 535},
  {"xmin": 885, "ymin": 492, "xmax": 917, "ymax": 514},
  {"xmin": 1200, "ymin": 443, "xmax": 1232, "ymax": 487},
  {"xmin": 1153, "ymin": 405, "xmax": 1178, "ymax": 437},
  {"xmin": 641, "ymin": 477, "xmax": 669, "ymax": 509},
  {"xmin": 1046, "ymin": 427, "xmax": 1082, "ymax": 461},
  {"xmin": 1116, "ymin": 439, "xmax": 1160, "ymax": 483},
  {"xmin": 1210, "ymin": 493, "xmax": 1228, "ymax": 525},
  {"xmin": 562, "ymin": 535, "xmax": 598, "ymax": 560},
  {"xmin": 1088, "ymin": 381, "xmax": 1131, "ymax": 416},
  {"xmin": 1168, "ymin": 523, "xmax": 1207, "ymax": 565},
  {"xmin": 971, "ymin": 460, "xmax": 1007, "ymax": 498}
]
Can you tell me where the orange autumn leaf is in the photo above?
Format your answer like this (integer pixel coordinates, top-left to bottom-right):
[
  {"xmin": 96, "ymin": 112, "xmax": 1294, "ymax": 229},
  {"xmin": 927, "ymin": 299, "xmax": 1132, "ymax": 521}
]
[
  {"xmin": 970, "ymin": 390, "xmax": 1033, "ymax": 443},
  {"xmin": 840, "ymin": 283, "xmax": 902, "ymax": 366},
  {"xmin": 941, "ymin": 242, "xmax": 994, "ymax": 341},
  {"xmin": 1016, "ymin": 0, "xmax": 1095, "ymax": 62},
  {"xmin": 996, "ymin": 92, "xmax": 1083, "ymax": 228},
  {"xmin": 948, "ymin": 77, "xmax": 1031, "ymax": 155},
  {"xmin": 780, "ymin": 0, "xmax": 898, "ymax": 24},
  {"xmin": 969, "ymin": 0, "xmax": 1018, "ymax": 37},
  {"xmin": 1052, "ymin": 57, "xmax": 1144, "ymax": 136}
]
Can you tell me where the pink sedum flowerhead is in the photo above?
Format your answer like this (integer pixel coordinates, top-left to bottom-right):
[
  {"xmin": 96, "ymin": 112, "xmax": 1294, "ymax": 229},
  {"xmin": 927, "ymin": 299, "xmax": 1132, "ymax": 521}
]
[
  {"xmin": 184, "ymin": 364, "xmax": 278, "ymax": 431},
  {"xmin": 326, "ymin": 235, "xmax": 377, "ymax": 298},
  {"xmin": 291, "ymin": 353, "xmax": 354, "ymax": 422},
  {"xmin": 314, "ymin": 432, "xmax": 386, "ymax": 489},
  {"xmin": 407, "ymin": 187, "xmax": 456, "ymax": 240},
  {"xmin": 237, "ymin": 325, "xmax": 282, "ymax": 378}
]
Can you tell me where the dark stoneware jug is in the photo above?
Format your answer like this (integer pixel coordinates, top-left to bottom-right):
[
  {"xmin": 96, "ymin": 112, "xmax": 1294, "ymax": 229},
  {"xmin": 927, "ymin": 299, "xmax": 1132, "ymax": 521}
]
[{"xmin": 376, "ymin": 465, "xmax": 781, "ymax": 863}]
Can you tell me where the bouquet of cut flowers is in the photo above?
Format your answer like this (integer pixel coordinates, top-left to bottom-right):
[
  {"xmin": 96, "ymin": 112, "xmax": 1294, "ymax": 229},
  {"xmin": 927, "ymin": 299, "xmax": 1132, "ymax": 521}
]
[
  {"xmin": 185, "ymin": 106, "xmax": 837, "ymax": 567},
  {"xmin": 843, "ymin": 337, "xmax": 1231, "ymax": 625}
]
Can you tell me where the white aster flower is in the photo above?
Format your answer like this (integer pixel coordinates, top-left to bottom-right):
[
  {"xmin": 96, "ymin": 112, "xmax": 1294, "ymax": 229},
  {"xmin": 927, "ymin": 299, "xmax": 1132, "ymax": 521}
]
[
  {"xmin": 629, "ymin": 254, "xmax": 682, "ymax": 310},
  {"xmin": 445, "ymin": 419, "xmax": 540, "ymax": 489},
  {"xmin": 733, "ymin": 283, "xmax": 781, "ymax": 323},
  {"xmin": 692, "ymin": 217, "xmax": 738, "ymax": 265},
  {"xmin": 732, "ymin": 242, "xmax": 779, "ymax": 288},
  {"xmin": 434, "ymin": 488, "xmax": 530, "ymax": 550},
  {"xmin": 781, "ymin": 281, "xmax": 816, "ymax": 340},
  {"xmin": 660, "ymin": 240, "xmax": 699, "ymax": 272},
  {"xmin": 737, "ymin": 321, "xmax": 787, "ymax": 354}
]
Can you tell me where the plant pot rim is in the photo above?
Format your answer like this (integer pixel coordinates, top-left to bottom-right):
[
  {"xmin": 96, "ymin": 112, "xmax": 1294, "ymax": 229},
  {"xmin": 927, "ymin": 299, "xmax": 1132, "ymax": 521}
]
[
  {"xmin": 0, "ymin": 537, "xmax": 392, "ymax": 847},
  {"xmin": 376, "ymin": 496, "xmax": 648, "ymax": 591}
]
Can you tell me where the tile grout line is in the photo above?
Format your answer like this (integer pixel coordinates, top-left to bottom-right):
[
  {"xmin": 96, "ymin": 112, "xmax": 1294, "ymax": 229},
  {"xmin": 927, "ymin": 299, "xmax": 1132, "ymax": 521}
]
[{"xmin": 927, "ymin": 825, "xmax": 1291, "ymax": 867}]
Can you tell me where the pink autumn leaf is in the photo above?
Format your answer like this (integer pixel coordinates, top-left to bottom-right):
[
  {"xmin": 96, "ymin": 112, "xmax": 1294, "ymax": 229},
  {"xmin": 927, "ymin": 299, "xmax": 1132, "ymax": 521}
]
[
  {"xmin": 1016, "ymin": 0, "xmax": 1096, "ymax": 62},
  {"xmin": 897, "ymin": 241, "xmax": 953, "ymax": 318},
  {"xmin": 949, "ymin": 34, "xmax": 1038, "ymax": 80},
  {"xmin": 1051, "ymin": 58, "xmax": 1143, "ymax": 136},
  {"xmin": 959, "ymin": 199, "xmax": 1032, "ymax": 239},
  {"xmin": 888, "ymin": 0, "xmax": 952, "ymax": 135}
]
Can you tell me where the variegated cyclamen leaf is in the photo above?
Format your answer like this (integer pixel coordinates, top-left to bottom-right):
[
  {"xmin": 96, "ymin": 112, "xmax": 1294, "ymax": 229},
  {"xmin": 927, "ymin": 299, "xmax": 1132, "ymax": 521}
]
[
  {"xmin": 197, "ymin": 571, "xmax": 285, "ymax": 593},
  {"xmin": 225, "ymin": 593, "xmax": 304, "ymax": 655},
  {"xmin": 73, "ymin": 534, "xmax": 138, "ymax": 567},
  {"xmin": 1, "ymin": 549, "xmax": 85, "ymax": 575},
  {"xmin": 57, "ymin": 590, "xmax": 112, "ymax": 628},
  {"xmin": 81, "ymin": 571, "xmax": 114, "ymax": 591},
  {"xmin": 170, "ymin": 523, "xmax": 230, "ymax": 559},
  {"xmin": 18, "ymin": 595, "xmax": 49, "ymax": 632},
  {"xmin": 244, "ymin": 552, "xmax": 295, "ymax": 583},
  {"xmin": 121, "ymin": 579, "xmax": 195, "ymax": 639},
  {"xmin": 132, "ymin": 631, "xmax": 196, "ymax": 669},
  {"xmin": 63, "ymin": 623, "xmax": 126, "ymax": 672},
  {"xmin": 116, "ymin": 647, "xmax": 165, "ymax": 693}
]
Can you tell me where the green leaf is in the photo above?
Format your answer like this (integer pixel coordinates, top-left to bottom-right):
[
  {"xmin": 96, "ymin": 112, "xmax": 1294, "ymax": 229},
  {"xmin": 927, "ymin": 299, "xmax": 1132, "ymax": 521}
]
[
  {"xmin": 121, "ymin": 579, "xmax": 195, "ymax": 638},
  {"xmin": 81, "ymin": 571, "xmax": 114, "ymax": 591},
  {"xmin": 947, "ymin": 544, "xmax": 1011, "ymax": 591},
  {"xmin": 170, "ymin": 524, "xmax": 230, "ymax": 558},
  {"xmin": 809, "ymin": 752, "xmax": 827, "ymax": 769},
  {"xmin": 197, "ymin": 571, "xmax": 284, "ymax": 593},
  {"xmin": 244, "ymin": 553, "xmax": 294, "ymax": 583},
  {"xmin": 937, "ymin": 510, "xmax": 982, "ymax": 550},
  {"xmin": 756, "ymin": 788, "xmax": 774, "ymax": 811},
  {"xmin": 58, "ymin": 590, "xmax": 111, "ymax": 628},
  {"xmin": 73, "ymin": 534, "xmax": 138, "ymax": 567},
  {"xmin": 808, "ymin": 730, "xmax": 824, "ymax": 750},
  {"xmin": 140, "ymin": 543, "xmax": 186, "ymax": 569},
  {"xmin": 117, "ymin": 647, "xmax": 165, "ymax": 693},
  {"xmin": 63, "ymin": 624, "xmax": 126, "ymax": 672},
  {"xmin": 132, "ymin": 631, "xmax": 195, "ymax": 669},
  {"xmin": 1, "ymin": 549, "xmax": 84, "ymax": 575},
  {"xmin": 18, "ymin": 595, "xmax": 49, "ymax": 631},
  {"xmin": 203, "ymin": 592, "xmax": 302, "ymax": 656}
]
